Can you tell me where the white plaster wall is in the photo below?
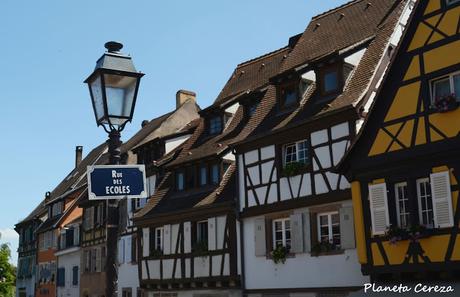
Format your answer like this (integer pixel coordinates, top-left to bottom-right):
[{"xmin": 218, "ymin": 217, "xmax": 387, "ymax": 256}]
[
  {"xmin": 165, "ymin": 135, "xmax": 191, "ymax": 155},
  {"xmin": 118, "ymin": 234, "xmax": 140, "ymax": 297},
  {"xmin": 345, "ymin": 48, "xmax": 366, "ymax": 66},
  {"xmin": 242, "ymin": 217, "xmax": 369, "ymax": 290},
  {"xmin": 16, "ymin": 275, "xmax": 35, "ymax": 297},
  {"xmin": 147, "ymin": 289, "xmax": 242, "ymax": 297},
  {"xmin": 56, "ymin": 249, "xmax": 80, "ymax": 297}
]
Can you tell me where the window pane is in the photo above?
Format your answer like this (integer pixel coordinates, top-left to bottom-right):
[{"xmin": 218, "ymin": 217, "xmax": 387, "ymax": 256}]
[
  {"xmin": 324, "ymin": 71, "xmax": 338, "ymax": 93},
  {"xmin": 454, "ymin": 74, "xmax": 460, "ymax": 102},
  {"xmin": 200, "ymin": 166, "xmax": 207, "ymax": 186},
  {"xmin": 284, "ymin": 143, "xmax": 297, "ymax": 164},
  {"xmin": 433, "ymin": 78, "xmax": 451, "ymax": 100},
  {"xmin": 284, "ymin": 90, "xmax": 297, "ymax": 106},
  {"xmin": 211, "ymin": 164, "xmax": 219, "ymax": 184},
  {"xmin": 177, "ymin": 173, "xmax": 184, "ymax": 190},
  {"xmin": 209, "ymin": 116, "xmax": 222, "ymax": 134},
  {"xmin": 297, "ymin": 141, "xmax": 309, "ymax": 164}
]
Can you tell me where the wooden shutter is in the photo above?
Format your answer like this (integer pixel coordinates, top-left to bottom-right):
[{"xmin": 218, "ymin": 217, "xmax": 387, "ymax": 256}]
[
  {"xmin": 340, "ymin": 206, "xmax": 355, "ymax": 249},
  {"xmin": 57, "ymin": 267, "xmax": 65, "ymax": 287},
  {"xmin": 302, "ymin": 212, "xmax": 311, "ymax": 252},
  {"xmin": 74, "ymin": 226, "xmax": 80, "ymax": 245},
  {"xmin": 368, "ymin": 183, "xmax": 390, "ymax": 235},
  {"xmin": 72, "ymin": 266, "xmax": 78, "ymax": 286},
  {"xmin": 208, "ymin": 217, "xmax": 217, "ymax": 251},
  {"xmin": 163, "ymin": 225, "xmax": 171, "ymax": 255},
  {"xmin": 254, "ymin": 217, "xmax": 266, "ymax": 256},
  {"xmin": 184, "ymin": 222, "xmax": 192, "ymax": 253},
  {"xmin": 142, "ymin": 228, "xmax": 150, "ymax": 257},
  {"xmin": 430, "ymin": 171, "xmax": 454, "ymax": 228},
  {"xmin": 290, "ymin": 213, "xmax": 304, "ymax": 253},
  {"xmin": 126, "ymin": 237, "xmax": 132, "ymax": 263}
]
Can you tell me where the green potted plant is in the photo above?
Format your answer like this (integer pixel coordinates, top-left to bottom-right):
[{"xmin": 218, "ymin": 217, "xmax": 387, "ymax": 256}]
[
  {"xmin": 434, "ymin": 93, "xmax": 459, "ymax": 113},
  {"xmin": 192, "ymin": 241, "xmax": 208, "ymax": 256},
  {"xmin": 150, "ymin": 248, "xmax": 163, "ymax": 258},
  {"xmin": 271, "ymin": 245, "xmax": 289, "ymax": 264},
  {"xmin": 311, "ymin": 240, "xmax": 338, "ymax": 256},
  {"xmin": 283, "ymin": 162, "xmax": 306, "ymax": 177}
]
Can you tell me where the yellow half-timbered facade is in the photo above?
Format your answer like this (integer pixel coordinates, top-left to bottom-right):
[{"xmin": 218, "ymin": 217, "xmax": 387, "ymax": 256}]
[{"xmin": 339, "ymin": 0, "xmax": 460, "ymax": 281}]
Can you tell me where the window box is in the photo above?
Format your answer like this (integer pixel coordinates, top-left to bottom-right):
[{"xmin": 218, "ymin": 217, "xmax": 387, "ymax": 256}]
[
  {"xmin": 433, "ymin": 94, "xmax": 459, "ymax": 113},
  {"xmin": 192, "ymin": 241, "xmax": 208, "ymax": 256},
  {"xmin": 311, "ymin": 241, "xmax": 342, "ymax": 257},
  {"xmin": 385, "ymin": 224, "xmax": 434, "ymax": 245},
  {"xmin": 149, "ymin": 249, "xmax": 163, "ymax": 258},
  {"xmin": 282, "ymin": 161, "xmax": 307, "ymax": 177}
]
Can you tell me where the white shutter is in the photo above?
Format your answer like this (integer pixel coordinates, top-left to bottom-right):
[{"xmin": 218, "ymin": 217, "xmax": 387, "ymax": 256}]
[
  {"xmin": 118, "ymin": 239, "xmax": 124, "ymax": 263},
  {"xmin": 430, "ymin": 171, "xmax": 454, "ymax": 228},
  {"xmin": 142, "ymin": 228, "xmax": 150, "ymax": 257},
  {"xmin": 126, "ymin": 237, "xmax": 132, "ymax": 263},
  {"xmin": 254, "ymin": 217, "xmax": 266, "ymax": 257},
  {"xmin": 302, "ymin": 212, "xmax": 311, "ymax": 252},
  {"xmin": 208, "ymin": 217, "xmax": 217, "ymax": 251},
  {"xmin": 74, "ymin": 226, "xmax": 80, "ymax": 245},
  {"xmin": 96, "ymin": 248, "xmax": 101, "ymax": 272},
  {"xmin": 184, "ymin": 222, "xmax": 192, "ymax": 253},
  {"xmin": 289, "ymin": 213, "xmax": 304, "ymax": 253},
  {"xmin": 368, "ymin": 183, "xmax": 390, "ymax": 235},
  {"xmin": 163, "ymin": 225, "xmax": 171, "ymax": 255},
  {"xmin": 340, "ymin": 206, "xmax": 356, "ymax": 249}
]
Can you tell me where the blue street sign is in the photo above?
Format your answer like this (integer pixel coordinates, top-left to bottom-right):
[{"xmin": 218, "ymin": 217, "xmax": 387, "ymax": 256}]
[{"xmin": 87, "ymin": 165, "xmax": 147, "ymax": 200}]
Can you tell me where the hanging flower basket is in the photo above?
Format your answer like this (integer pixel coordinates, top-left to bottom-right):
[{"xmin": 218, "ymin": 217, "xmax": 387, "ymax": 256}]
[
  {"xmin": 385, "ymin": 224, "xmax": 433, "ymax": 245},
  {"xmin": 433, "ymin": 94, "xmax": 459, "ymax": 113}
]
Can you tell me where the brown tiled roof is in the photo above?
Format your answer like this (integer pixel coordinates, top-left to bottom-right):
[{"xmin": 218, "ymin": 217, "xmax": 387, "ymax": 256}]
[
  {"xmin": 16, "ymin": 199, "xmax": 47, "ymax": 227},
  {"xmin": 235, "ymin": 0, "xmax": 405, "ymax": 144},
  {"xmin": 135, "ymin": 165, "xmax": 236, "ymax": 220},
  {"xmin": 46, "ymin": 142, "xmax": 107, "ymax": 205},
  {"xmin": 214, "ymin": 46, "xmax": 291, "ymax": 106},
  {"xmin": 280, "ymin": 0, "xmax": 399, "ymax": 72}
]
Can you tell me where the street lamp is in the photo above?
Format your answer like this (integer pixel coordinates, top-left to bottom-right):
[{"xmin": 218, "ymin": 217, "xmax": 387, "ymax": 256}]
[{"xmin": 85, "ymin": 41, "xmax": 144, "ymax": 297}]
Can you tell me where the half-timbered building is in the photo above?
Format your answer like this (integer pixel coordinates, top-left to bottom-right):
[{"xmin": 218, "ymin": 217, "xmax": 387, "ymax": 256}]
[
  {"xmin": 338, "ymin": 0, "xmax": 460, "ymax": 281},
  {"xmin": 78, "ymin": 95, "xmax": 200, "ymax": 297},
  {"xmin": 132, "ymin": 36, "xmax": 296, "ymax": 297},
  {"xmin": 232, "ymin": 0, "xmax": 414, "ymax": 295},
  {"xmin": 15, "ymin": 201, "xmax": 48, "ymax": 297}
]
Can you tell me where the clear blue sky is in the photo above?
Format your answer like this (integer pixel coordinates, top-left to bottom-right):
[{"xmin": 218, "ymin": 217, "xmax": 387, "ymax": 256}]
[{"xmin": 0, "ymin": 0, "xmax": 347, "ymax": 263}]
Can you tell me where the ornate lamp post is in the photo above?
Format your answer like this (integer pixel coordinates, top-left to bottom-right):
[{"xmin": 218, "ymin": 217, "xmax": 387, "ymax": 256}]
[{"xmin": 84, "ymin": 41, "xmax": 144, "ymax": 297}]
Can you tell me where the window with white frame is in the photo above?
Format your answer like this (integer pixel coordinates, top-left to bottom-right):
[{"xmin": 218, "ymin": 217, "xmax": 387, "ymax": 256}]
[
  {"xmin": 272, "ymin": 218, "xmax": 291, "ymax": 249},
  {"xmin": 146, "ymin": 175, "xmax": 156, "ymax": 197},
  {"xmin": 417, "ymin": 178, "xmax": 434, "ymax": 227},
  {"xmin": 283, "ymin": 139, "xmax": 309, "ymax": 166},
  {"xmin": 431, "ymin": 71, "xmax": 460, "ymax": 103},
  {"xmin": 317, "ymin": 212, "xmax": 340, "ymax": 246},
  {"xmin": 395, "ymin": 182, "xmax": 410, "ymax": 228}
]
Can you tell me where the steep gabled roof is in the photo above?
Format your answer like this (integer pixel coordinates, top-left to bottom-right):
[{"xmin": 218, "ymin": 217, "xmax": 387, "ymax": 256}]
[
  {"xmin": 233, "ymin": 0, "xmax": 406, "ymax": 147},
  {"xmin": 280, "ymin": 0, "xmax": 400, "ymax": 72},
  {"xmin": 15, "ymin": 199, "xmax": 47, "ymax": 228}
]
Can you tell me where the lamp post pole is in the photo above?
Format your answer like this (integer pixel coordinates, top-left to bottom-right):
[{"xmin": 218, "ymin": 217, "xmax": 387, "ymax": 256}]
[
  {"xmin": 106, "ymin": 129, "xmax": 122, "ymax": 297},
  {"xmin": 84, "ymin": 41, "xmax": 144, "ymax": 297}
]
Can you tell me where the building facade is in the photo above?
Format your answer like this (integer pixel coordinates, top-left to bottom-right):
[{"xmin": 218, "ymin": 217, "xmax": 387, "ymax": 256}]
[
  {"xmin": 339, "ymin": 0, "xmax": 460, "ymax": 281},
  {"xmin": 15, "ymin": 203, "xmax": 48, "ymax": 297},
  {"xmin": 233, "ymin": 0, "xmax": 414, "ymax": 295}
]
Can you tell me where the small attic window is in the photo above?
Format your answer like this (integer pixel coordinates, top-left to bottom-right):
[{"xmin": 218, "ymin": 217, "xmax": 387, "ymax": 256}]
[
  {"xmin": 319, "ymin": 63, "xmax": 342, "ymax": 96},
  {"xmin": 209, "ymin": 116, "xmax": 223, "ymax": 135},
  {"xmin": 278, "ymin": 81, "xmax": 299, "ymax": 109}
]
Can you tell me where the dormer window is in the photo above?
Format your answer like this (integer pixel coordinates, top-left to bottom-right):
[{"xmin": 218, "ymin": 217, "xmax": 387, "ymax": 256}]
[
  {"xmin": 176, "ymin": 171, "xmax": 185, "ymax": 191},
  {"xmin": 279, "ymin": 81, "xmax": 299, "ymax": 109},
  {"xmin": 320, "ymin": 64, "xmax": 340, "ymax": 95},
  {"xmin": 247, "ymin": 101, "xmax": 259, "ymax": 117},
  {"xmin": 209, "ymin": 116, "xmax": 223, "ymax": 135}
]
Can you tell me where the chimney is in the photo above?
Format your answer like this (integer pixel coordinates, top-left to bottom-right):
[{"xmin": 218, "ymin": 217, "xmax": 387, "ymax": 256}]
[
  {"xmin": 176, "ymin": 90, "xmax": 196, "ymax": 109},
  {"xmin": 75, "ymin": 146, "xmax": 83, "ymax": 168}
]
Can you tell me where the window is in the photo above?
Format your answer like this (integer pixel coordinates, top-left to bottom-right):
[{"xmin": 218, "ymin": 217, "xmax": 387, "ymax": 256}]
[
  {"xmin": 72, "ymin": 266, "xmax": 78, "ymax": 286},
  {"xmin": 56, "ymin": 268, "xmax": 65, "ymax": 287},
  {"xmin": 247, "ymin": 101, "xmax": 259, "ymax": 116},
  {"xmin": 323, "ymin": 69, "xmax": 339, "ymax": 93},
  {"xmin": 395, "ymin": 182, "xmax": 410, "ymax": 228},
  {"xmin": 176, "ymin": 172, "xmax": 185, "ymax": 191},
  {"xmin": 417, "ymin": 178, "xmax": 434, "ymax": 227},
  {"xmin": 134, "ymin": 198, "xmax": 147, "ymax": 210},
  {"xmin": 199, "ymin": 165, "xmax": 207, "ymax": 186},
  {"xmin": 272, "ymin": 218, "xmax": 291, "ymax": 249},
  {"xmin": 431, "ymin": 72, "xmax": 460, "ymax": 103},
  {"xmin": 154, "ymin": 227, "xmax": 163, "ymax": 252},
  {"xmin": 51, "ymin": 202, "xmax": 63, "ymax": 217},
  {"xmin": 317, "ymin": 212, "xmax": 340, "ymax": 246},
  {"xmin": 211, "ymin": 164, "xmax": 220, "ymax": 185},
  {"xmin": 84, "ymin": 250, "xmax": 91, "ymax": 272},
  {"xmin": 186, "ymin": 166, "xmax": 196, "ymax": 189},
  {"xmin": 283, "ymin": 140, "xmax": 309, "ymax": 166},
  {"xmin": 279, "ymin": 82, "xmax": 298, "ymax": 109},
  {"xmin": 447, "ymin": 0, "xmax": 460, "ymax": 5},
  {"xmin": 122, "ymin": 288, "xmax": 133, "ymax": 297},
  {"xmin": 196, "ymin": 221, "xmax": 208, "ymax": 244},
  {"xmin": 209, "ymin": 116, "xmax": 223, "ymax": 135}
]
